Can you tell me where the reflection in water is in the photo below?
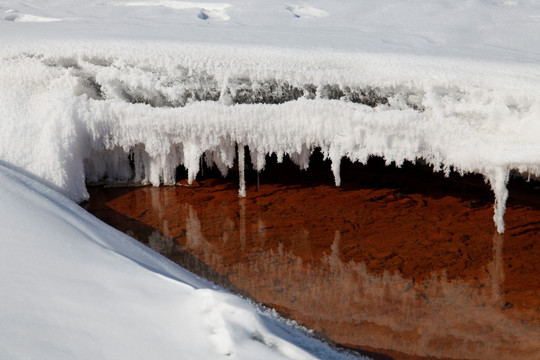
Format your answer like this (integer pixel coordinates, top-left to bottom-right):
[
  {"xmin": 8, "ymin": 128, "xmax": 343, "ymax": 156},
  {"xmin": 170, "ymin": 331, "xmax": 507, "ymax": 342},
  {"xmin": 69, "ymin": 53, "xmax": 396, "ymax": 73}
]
[
  {"xmin": 87, "ymin": 183, "xmax": 540, "ymax": 360},
  {"xmin": 168, "ymin": 216, "xmax": 535, "ymax": 359}
]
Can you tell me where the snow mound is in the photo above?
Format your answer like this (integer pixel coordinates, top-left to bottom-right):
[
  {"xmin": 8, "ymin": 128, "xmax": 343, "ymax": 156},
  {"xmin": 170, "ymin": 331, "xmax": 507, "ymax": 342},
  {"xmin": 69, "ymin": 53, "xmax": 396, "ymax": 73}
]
[
  {"xmin": 1, "ymin": 42, "xmax": 540, "ymax": 233},
  {"xmin": 111, "ymin": 1, "xmax": 232, "ymax": 20},
  {"xmin": 287, "ymin": 5, "xmax": 328, "ymax": 19},
  {"xmin": 2, "ymin": 11, "xmax": 61, "ymax": 22},
  {"xmin": 113, "ymin": 0, "xmax": 232, "ymax": 11},
  {"xmin": 0, "ymin": 161, "xmax": 362, "ymax": 360}
]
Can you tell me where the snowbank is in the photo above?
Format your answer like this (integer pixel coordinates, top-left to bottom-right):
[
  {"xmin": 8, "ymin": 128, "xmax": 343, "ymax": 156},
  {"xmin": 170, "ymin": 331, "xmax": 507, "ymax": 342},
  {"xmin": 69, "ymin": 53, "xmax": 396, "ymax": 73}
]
[
  {"xmin": 0, "ymin": 161, "xmax": 361, "ymax": 359},
  {"xmin": 1, "ymin": 42, "xmax": 539, "ymax": 233}
]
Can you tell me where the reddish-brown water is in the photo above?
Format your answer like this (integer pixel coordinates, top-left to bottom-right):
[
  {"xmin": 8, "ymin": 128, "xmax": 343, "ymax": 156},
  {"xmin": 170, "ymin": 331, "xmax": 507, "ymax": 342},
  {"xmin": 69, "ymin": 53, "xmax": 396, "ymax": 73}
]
[{"xmin": 84, "ymin": 156, "xmax": 540, "ymax": 360}]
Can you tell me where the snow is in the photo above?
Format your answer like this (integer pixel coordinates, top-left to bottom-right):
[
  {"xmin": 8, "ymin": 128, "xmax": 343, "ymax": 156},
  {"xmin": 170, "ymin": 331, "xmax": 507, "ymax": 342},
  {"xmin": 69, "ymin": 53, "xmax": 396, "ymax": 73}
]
[
  {"xmin": 0, "ymin": 0, "xmax": 539, "ymax": 356},
  {"xmin": 111, "ymin": 1, "xmax": 233, "ymax": 21},
  {"xmin": 1, "ymin": 42, "xmax": 539, "ymax": 233},
  {"xmin": 3, "ymin": 13, "xmax": 62, "ymax": 22},
  {"xmin": 0, "ymin": 161, "xmax": 361, "ymax": 359},
  {"xmin": 286, "ymin": 5, "xmax": 328, "ymax": 19}
]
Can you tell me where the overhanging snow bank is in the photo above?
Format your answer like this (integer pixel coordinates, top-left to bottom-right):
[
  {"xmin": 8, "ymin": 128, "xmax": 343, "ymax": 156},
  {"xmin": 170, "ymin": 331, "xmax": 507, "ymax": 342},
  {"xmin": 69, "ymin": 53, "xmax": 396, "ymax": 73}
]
[{"xmin": 1, "ymin": 42, "xmax": 540, "ymax": 233}]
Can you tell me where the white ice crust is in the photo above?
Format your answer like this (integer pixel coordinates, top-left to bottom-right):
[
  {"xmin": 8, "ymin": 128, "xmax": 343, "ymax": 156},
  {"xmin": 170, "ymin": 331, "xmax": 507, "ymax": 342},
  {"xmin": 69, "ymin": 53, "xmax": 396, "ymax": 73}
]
[{"xmin": 1, "ymin": 42, "xmax": 539, "ymax": 233}]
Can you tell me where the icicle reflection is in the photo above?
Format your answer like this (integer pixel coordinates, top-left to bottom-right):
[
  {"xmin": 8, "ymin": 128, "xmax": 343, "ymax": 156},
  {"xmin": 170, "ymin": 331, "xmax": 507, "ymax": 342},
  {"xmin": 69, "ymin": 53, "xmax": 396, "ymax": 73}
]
[{"xmin": 143, "ymin": 209, "xmax": 538, "ymax": 359}]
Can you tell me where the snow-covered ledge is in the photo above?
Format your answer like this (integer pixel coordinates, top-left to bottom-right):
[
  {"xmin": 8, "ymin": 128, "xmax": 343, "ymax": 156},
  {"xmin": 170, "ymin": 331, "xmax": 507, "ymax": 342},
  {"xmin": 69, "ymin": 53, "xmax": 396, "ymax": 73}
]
[{"xmin": 2, "ymin": 43, "xmax": 540, "ymax": 233}]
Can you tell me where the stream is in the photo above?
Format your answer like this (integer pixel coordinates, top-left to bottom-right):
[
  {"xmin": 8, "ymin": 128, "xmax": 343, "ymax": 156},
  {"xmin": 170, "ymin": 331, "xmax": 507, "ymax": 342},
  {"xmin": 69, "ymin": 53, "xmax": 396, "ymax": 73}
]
[{"xmin": 84, "ymin": 156, "xmax": 540, "ymax": 360}]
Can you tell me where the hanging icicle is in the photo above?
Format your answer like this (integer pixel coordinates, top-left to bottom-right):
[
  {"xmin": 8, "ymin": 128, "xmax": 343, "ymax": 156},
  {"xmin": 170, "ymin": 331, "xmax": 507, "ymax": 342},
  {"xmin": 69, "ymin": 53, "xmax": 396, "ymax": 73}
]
[{"xmin": 238, "ymin": 143, "xmax": 246, "ymax": 198}]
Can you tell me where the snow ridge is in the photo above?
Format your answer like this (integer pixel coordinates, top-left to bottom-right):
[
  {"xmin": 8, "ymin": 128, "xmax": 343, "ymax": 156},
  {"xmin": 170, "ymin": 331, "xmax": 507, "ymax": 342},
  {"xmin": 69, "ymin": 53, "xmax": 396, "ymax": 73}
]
[{"xmin": 1, "ymin": 42, "xmax": 540, "ymax": 233}]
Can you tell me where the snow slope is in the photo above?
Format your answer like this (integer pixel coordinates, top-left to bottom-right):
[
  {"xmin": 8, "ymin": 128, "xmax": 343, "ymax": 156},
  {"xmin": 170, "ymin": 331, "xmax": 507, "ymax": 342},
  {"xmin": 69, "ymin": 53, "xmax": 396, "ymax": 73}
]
[
  {"xmin": 0, "ymin": 161, "xmax": 361, "ymax": 360},
  {"xmin": 1, "ymin": 4, "xmax": 539, "ymax": 228}
]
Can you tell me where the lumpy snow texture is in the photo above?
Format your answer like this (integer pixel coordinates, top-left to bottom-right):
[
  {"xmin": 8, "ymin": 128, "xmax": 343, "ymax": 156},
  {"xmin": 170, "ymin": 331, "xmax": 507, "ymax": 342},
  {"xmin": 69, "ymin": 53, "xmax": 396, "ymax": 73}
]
[
  {"xmin": 1, "ymin": 43, "xmax": 539, "ymax": 233},
  {"xmin": 0, "ymin": 161, "xmax": 361, "ymax": 360}
]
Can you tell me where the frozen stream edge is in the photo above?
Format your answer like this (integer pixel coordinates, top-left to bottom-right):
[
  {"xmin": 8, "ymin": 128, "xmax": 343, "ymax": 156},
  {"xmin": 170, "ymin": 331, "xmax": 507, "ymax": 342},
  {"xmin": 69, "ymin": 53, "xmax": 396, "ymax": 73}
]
[{"xmin": 1, "ymin": 42, "xmax": 540, "ymax": 233}]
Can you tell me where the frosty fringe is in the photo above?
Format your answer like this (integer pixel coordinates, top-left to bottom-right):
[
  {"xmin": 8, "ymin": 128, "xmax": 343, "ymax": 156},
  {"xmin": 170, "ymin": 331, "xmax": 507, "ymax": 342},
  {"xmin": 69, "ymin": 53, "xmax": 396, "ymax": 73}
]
[{"xmin": 2, "ymin": 43, "xmax": 540, "ymax": 233}]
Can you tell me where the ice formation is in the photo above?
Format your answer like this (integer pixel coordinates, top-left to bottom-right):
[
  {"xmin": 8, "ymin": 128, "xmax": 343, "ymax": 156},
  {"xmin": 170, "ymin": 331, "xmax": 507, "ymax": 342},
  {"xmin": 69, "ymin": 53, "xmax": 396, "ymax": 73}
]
[{"xmin": 1, "ymin": 42, "xmax": 540, "ymax": 233}]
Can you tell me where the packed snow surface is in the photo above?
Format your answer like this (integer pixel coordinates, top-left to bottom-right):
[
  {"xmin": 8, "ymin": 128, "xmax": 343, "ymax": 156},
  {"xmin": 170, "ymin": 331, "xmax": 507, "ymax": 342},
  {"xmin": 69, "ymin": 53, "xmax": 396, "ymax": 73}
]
[
  {"xmin": 2, "ymin": 0, "xmax": 540, "ymax": 62},
  {"xmin": 1, "ymin": 3, "xmax": 540, "ymax": 229},
  {"xmin": 0, "ymin": 161, "xmax": 362, "ymax": 359}
]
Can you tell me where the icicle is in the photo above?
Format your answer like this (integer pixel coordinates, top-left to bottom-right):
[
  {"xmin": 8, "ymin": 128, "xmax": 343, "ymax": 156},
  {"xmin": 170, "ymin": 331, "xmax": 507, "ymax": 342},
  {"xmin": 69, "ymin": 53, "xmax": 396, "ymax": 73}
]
[
  {"xmin": 204, "ymin": 150, "xmax": 214, "ymax": 169},
  {"xmin": 213, "ymin": 140, "xmax": 236, "ymax": 177},
  {"xmin": 276, "ymin": 151, "xmax": 284, "ymax": 163},
  {"xmin": 208, "ymin": 149, "xmax": 228, "ymax": 177},
  {"xmin": 132, "ymin": 144, "xmax": 146, "ymax": 183},
  {"xmin": 238, "ymin": 143, "xmax": 246, "ymax": 198},
  {"xmin": 331, "ymin": 158, "xmax": 341, "ymax": 187},
  {"xmin": 148, "ymin": 155, "xmax": 162, "ymax": 186},
  {"xmin": 249, "ymin": 147, "xmax": 266, "ymax": 173},
  {"xmin": 162, "ymin": 144, "xmax": 182, "ymax": 185},
  {"xmin": 329, "ymin": 147, "xmax": 342, "ymax": 187},
  {"xmin": 486, "ymin": 167, "xmax": 510, "ymax": 234},
  {"xmin": 183, "ymin": 142, "xmax": 200, "ymax": 185},
  {"xmin": 161, "ymin": 154, "xmax": 175, "ymax": 185},
  {"xmin": 248, "ymin": 148, "xmax": 264, "ymax": 191},
  {"xmin": 290, "ymin": 144, "xmax": 310, "ymax": 170}
]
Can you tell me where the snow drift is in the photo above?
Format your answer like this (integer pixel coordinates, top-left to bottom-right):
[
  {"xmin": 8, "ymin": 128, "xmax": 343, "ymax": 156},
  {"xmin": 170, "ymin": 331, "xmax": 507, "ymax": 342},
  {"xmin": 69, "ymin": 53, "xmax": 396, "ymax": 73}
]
[
  {"xmin": 0, "ymin": 160, "xmax": 361, "ymax": 359},
  {"xmin": 1, "ymin": 42, "xmax": 539, "ymax": 233}
]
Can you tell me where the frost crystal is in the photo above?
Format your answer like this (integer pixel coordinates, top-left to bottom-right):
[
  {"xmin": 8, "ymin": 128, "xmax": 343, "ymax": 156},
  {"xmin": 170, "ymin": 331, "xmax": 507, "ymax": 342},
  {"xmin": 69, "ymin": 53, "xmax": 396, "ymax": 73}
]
[{"xmin": 2, "ymin": 44, "xmax": 540, "ymax": 233}]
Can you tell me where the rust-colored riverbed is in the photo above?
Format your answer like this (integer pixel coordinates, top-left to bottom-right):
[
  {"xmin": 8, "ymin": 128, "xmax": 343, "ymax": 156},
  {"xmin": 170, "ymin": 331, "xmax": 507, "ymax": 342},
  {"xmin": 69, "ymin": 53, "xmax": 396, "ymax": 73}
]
[{"xmin": 84, "ymin": 156, "xmax": 540, "ymax": 360}]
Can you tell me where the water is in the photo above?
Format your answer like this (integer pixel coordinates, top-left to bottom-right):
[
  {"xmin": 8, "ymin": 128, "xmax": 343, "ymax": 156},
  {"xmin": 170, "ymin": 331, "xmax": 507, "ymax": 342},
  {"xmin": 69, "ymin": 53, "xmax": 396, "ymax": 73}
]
[{"xmin": 84, "ymin": 158, "xmax": 540, "ymax": 360}]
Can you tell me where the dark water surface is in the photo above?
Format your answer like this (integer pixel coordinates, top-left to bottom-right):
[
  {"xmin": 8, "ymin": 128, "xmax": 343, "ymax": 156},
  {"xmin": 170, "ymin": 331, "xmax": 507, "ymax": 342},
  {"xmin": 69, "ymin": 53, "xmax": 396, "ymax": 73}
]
[{"xmin": 84, "ymin": 158, "xmax": 540, "ymax": 360}]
